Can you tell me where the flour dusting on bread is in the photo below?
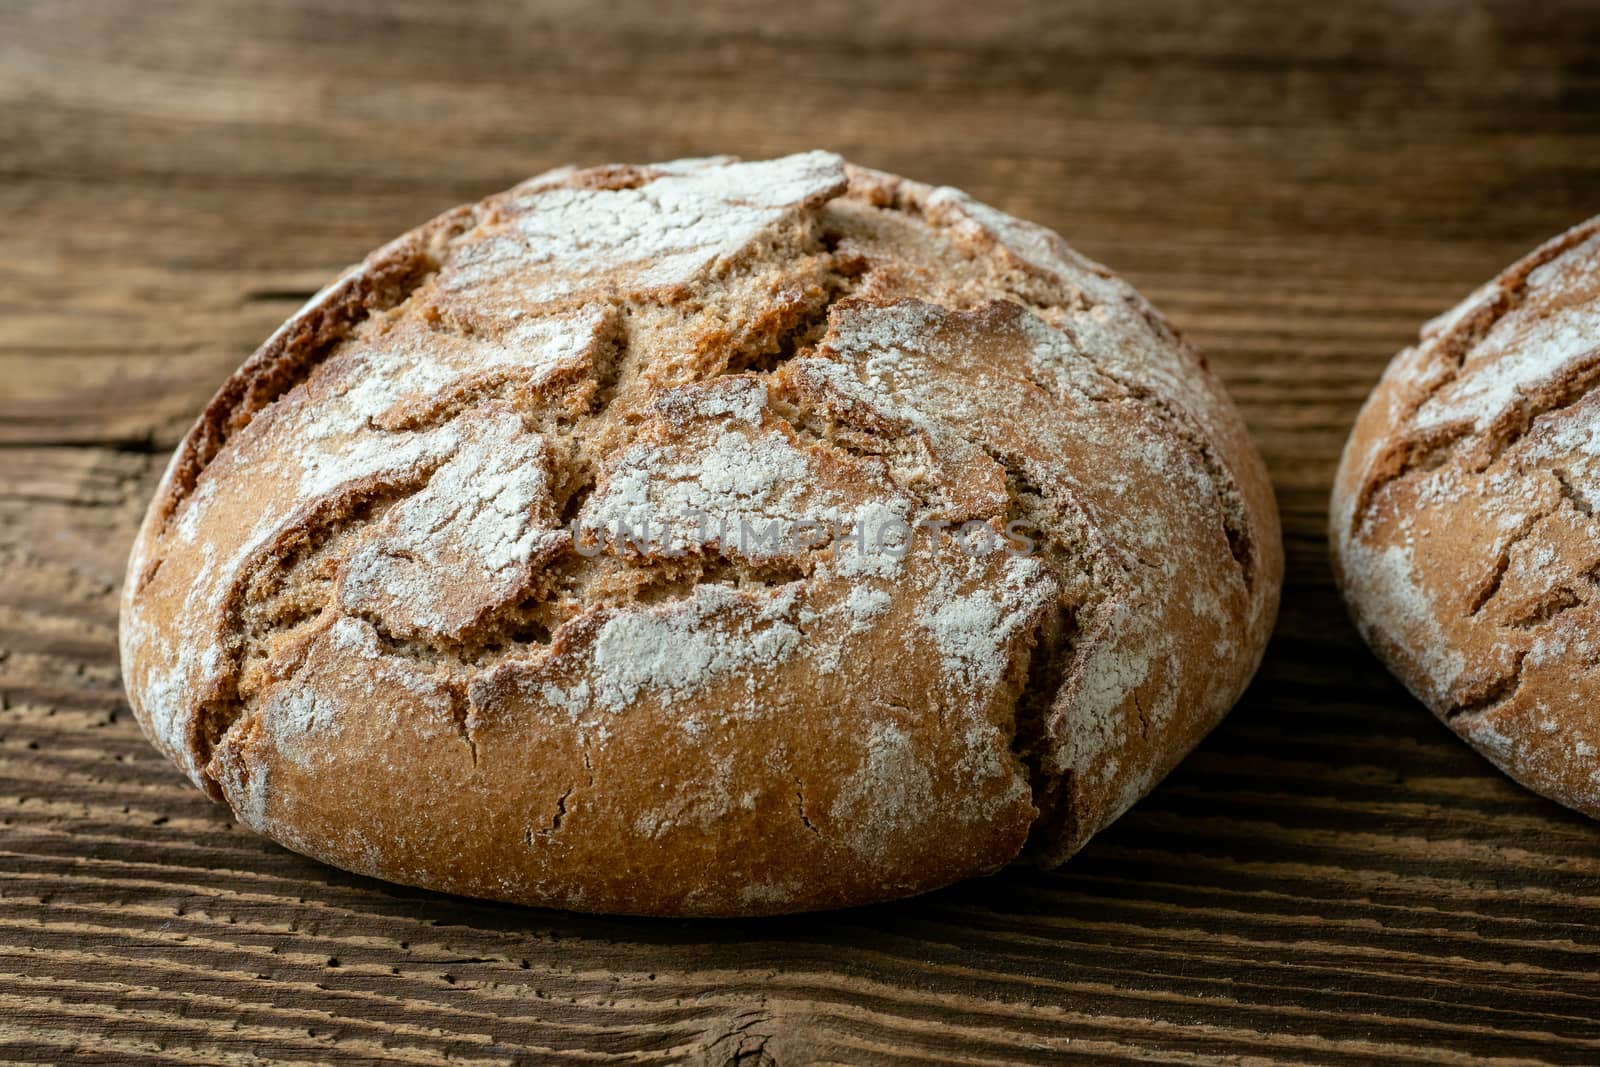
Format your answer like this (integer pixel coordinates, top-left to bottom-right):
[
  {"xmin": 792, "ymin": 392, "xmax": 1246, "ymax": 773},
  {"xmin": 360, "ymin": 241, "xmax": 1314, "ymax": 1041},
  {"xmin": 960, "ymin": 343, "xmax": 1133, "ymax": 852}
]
[{"xmin": 121, "ymin": 152, "xmax": 1280, "ymax": 915}]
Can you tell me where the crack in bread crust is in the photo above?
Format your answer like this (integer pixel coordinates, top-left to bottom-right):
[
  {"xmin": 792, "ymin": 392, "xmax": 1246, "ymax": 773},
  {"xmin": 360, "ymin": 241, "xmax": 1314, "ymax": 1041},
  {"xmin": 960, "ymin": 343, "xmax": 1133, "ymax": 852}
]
[
  {"xmin": 1345, "ymin": 217, "xmax": 1600, "ymax": 533},
  {"xmin": 156, "ymin": 205, "xmax": 483, "ymax": 531},
  {"xmin": 121, "ymin": 152, "xmax": 1280, "ymax": 916}
]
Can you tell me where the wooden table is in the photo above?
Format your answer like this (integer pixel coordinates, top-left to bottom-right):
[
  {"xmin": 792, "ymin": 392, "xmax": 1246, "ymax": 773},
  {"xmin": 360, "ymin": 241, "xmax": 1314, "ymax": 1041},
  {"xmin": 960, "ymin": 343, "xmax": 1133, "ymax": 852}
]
[{"xmin": 5, "ymin": 1, "xmax": 1600, "ymax": 1062}]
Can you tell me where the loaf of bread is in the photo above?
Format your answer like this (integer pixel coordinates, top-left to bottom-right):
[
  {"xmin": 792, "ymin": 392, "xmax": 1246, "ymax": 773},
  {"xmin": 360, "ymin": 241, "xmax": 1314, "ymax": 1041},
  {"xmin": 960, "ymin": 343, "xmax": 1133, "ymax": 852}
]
[
  {"xmin": 120, "ymin": 152, "xmax": 1281, "ymax": 915},
  {"xmin": 1334, "ymin": 217, "xmax": 1600, "ymax": 817}
]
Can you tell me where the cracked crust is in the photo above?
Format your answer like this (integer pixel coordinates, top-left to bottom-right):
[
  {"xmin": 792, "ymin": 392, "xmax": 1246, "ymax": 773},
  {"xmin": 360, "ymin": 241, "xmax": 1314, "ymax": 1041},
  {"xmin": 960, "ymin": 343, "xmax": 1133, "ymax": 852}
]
[
  {"xmin": 121, "ymin": 152, "xmax": 1281, "ymax": 916},
  {"xmin": 1333, "ymin": 215, "xmax": 1600, "ymax": 818}
]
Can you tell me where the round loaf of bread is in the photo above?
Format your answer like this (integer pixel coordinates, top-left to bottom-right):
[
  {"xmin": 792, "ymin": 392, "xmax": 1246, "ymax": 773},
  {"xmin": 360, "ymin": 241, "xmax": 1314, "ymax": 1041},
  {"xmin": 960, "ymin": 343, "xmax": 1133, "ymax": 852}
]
[
  {"xmin": 120, "ymin": 152, "xmax": 1281, "ymax": 916},
  {"xmin": 1333, "ymin": 217, "xmax": 1600, "ymax": 817}
]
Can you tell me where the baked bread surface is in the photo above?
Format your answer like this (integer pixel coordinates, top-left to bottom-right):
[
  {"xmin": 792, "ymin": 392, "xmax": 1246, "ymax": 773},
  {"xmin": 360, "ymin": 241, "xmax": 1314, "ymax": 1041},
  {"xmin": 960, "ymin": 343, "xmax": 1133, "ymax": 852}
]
[
  {"xmin": 1333, "ymin": 217, "xmax": 1600, "ymax": 817},
  {"xmin": 121, "ymin": 152, "xmax": 1280, "ymax": 915}
]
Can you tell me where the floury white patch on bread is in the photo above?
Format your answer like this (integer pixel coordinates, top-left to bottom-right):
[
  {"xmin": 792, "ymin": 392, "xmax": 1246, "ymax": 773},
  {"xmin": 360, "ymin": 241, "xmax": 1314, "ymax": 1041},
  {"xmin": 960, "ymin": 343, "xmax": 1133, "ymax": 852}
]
[
  {"xmin": 1333, "ymin": 216, "xmax": 1600, "ymax": 821},
  {"xmin": 120, "ymin": 152, "xmax": 1281, "ymax": 916}
]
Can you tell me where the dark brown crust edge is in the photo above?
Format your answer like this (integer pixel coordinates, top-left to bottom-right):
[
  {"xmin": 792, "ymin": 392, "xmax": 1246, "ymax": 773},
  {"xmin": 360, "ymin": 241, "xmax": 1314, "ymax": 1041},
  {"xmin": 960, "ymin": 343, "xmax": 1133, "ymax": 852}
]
[{"xmin": 150, "ymin": 203, "xmax": 481, "ymax": 538}]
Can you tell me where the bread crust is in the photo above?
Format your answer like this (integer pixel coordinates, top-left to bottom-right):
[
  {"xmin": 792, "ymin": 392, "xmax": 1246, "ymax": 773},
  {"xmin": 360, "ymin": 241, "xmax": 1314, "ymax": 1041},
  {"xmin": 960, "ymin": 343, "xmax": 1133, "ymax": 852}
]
[
  {"xmin": 1332, "ymin": 216, "xmax": 1600, "ymax": 817},
  {"xmin": 121, "ymin": 152, "xmax": 1280, "ymax": 915}
]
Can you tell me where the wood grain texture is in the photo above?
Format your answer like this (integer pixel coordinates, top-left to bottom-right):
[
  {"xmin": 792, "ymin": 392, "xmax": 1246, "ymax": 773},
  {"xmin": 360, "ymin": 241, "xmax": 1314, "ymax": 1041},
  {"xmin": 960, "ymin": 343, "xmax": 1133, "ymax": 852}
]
[{"xmin": 5, "ymin": 0, "xmax": 1600, "ymax": 1062}]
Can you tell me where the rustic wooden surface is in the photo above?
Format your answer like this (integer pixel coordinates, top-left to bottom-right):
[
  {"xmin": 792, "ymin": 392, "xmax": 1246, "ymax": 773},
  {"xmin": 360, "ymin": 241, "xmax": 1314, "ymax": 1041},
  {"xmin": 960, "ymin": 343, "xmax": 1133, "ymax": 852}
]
[{"xmin": 5, "ymin": 1, "xmax": 1600, "ymax": 1063}]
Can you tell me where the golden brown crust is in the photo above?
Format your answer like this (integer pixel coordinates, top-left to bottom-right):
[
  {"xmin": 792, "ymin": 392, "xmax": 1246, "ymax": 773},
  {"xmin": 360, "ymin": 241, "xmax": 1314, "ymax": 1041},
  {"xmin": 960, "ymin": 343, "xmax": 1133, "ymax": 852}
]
[
  {"xmin": 1333, "ymin": 216, "xmax": 1600, "ymax": 818},
  {"xmin": 121, "ymin": 152, "xmax": 1280, "ymax": 915}
]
